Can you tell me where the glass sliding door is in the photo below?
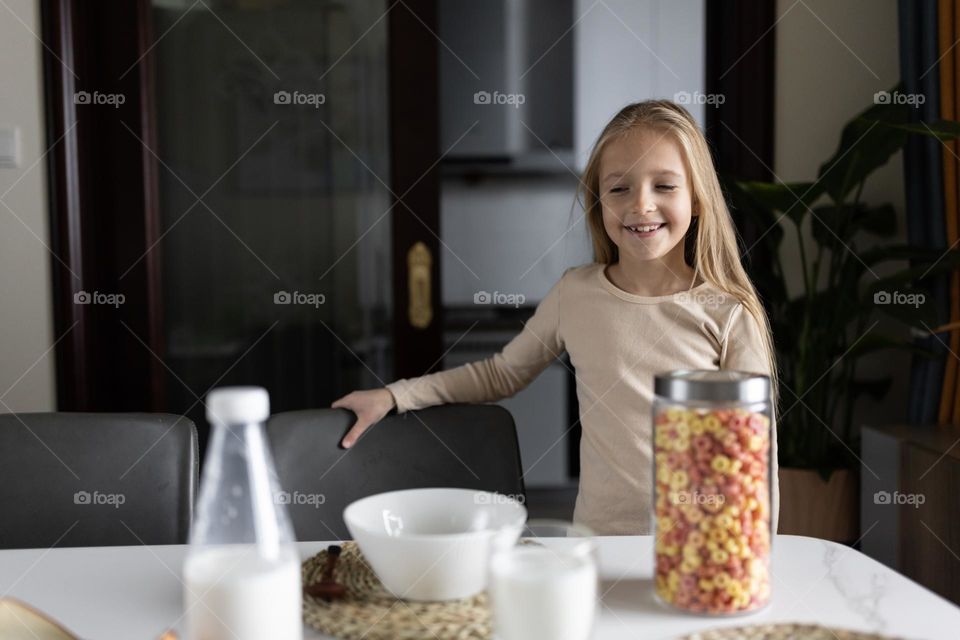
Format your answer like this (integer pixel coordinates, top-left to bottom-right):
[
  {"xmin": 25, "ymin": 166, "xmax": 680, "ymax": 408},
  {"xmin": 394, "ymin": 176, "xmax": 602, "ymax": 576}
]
[{"xmin": 150, "ymin": 0, "xmax": 392, "ymax": 449}]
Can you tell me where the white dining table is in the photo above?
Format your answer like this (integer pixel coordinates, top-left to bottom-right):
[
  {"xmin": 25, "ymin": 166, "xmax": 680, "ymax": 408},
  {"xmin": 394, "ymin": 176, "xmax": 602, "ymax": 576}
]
[{"xmin": 0, "ymin": 534, "xmax": 957, "ymax": 640}]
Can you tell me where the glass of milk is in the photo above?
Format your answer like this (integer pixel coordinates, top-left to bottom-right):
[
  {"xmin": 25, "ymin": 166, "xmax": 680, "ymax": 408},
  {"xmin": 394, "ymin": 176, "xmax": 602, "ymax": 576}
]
[
  {"xmin": 183, "ymin": 387, "xmax": 302, "ymax": 640},
  {"xmin": 488, "ymin": 519, "xmax": 598, "ymax": 640}
]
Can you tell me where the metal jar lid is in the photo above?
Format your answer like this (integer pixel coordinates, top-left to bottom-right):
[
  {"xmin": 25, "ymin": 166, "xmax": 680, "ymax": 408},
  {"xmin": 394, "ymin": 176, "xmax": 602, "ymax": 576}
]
[{"xmin": 654, "ymin": 370, "xmax": 770, "ymax": 403}]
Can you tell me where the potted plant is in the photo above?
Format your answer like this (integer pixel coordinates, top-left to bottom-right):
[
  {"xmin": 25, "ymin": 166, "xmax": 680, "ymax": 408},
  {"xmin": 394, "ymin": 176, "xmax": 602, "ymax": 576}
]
[{"xmin": 724, "ymin": 87, "xmax": 960, "ymax": 541}]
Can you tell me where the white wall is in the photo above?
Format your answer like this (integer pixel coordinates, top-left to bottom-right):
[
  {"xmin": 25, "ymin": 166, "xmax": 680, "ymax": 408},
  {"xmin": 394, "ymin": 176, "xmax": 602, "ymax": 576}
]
[
  {"xmin": 441, "ymin": 175, "xmax": 591, "ymax": 304},
  {"xmin": 0, "ymin": 0, "xmax": 56, "ymax": 411},
  {"xmin": 774, "ymin": 0, "xmax": 908, "ymax": 428},
  {"xmin": 574, "ymin": 0, "xmax": 706, "ymax": 170}
]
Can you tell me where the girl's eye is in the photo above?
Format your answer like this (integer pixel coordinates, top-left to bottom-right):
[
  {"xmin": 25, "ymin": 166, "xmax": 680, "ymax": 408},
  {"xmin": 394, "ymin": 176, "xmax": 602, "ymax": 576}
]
[{"xmin": 608, "ymin": 184, "xmax": 675, "ymax": 194}]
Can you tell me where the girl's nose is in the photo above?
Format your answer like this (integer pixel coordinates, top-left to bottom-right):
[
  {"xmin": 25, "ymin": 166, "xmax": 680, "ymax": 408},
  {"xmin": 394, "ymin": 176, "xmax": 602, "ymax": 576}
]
[{"xmin": 634, "ymin": 188, "xmax": 656, "ymax": 213}]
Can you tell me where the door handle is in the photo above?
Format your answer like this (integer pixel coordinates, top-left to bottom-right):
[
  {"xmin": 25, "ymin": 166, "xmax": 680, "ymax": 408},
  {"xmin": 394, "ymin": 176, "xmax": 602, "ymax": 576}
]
[{"xmin": 407, "ymin": 241, "xmax": 433, "ymax": 329}]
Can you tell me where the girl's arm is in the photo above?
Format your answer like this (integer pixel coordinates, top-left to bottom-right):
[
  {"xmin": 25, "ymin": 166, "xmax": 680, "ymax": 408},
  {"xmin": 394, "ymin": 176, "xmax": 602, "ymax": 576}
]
[
  {"xmin": 720, "ymin": 303, "xmax": 780, "ymax": 535},
  {"xmin": 336, "ymin": 274, "xmax": 566, "ymax": 448}
]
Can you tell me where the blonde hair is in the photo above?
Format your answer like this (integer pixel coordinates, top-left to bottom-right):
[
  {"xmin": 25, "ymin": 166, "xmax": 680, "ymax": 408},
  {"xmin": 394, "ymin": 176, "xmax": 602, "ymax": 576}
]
[{"xmin": 577, "ymin": 100, "xmax": 779, "ymax": 414}]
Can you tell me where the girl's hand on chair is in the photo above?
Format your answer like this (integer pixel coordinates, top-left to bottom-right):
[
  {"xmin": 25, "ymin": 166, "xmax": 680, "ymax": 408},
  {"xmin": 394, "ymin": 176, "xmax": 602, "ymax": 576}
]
[{"xmin": 333, "ymin": 388, "xmax": 396, "ymax": 448}]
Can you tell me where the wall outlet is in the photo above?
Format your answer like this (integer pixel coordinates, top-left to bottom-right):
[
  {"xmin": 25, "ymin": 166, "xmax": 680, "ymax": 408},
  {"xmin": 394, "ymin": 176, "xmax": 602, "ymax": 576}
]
[{"xmin": 0, "ymin": 127, "xmax": 21, "ymax": 169}]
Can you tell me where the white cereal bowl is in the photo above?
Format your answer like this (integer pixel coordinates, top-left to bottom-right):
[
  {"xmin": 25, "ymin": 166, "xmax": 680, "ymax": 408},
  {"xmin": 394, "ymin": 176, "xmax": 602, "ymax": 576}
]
[{"xmin": 343, "ymin": 487, "xmax": 527, "ymax": 601}]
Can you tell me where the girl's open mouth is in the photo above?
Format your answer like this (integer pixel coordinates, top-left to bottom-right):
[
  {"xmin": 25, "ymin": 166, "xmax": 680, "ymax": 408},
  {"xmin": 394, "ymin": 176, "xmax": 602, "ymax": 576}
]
[{"xmin": 624, "ymin": 222, "xmax": 666, "ymax": 238}]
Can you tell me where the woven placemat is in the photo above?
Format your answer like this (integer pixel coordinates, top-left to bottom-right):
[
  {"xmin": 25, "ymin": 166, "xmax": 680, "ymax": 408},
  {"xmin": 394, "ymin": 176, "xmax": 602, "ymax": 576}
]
[
  {"xmin": 302, "ymin": 545, "xmax": 907, "ymax": 640},
  {"xmin": 301, "ymin": 542, "xmax": 491, "ymax": 640},
  {"xmin": 678, "ymin": 624, "xmax": 907, "ymax": 640}
]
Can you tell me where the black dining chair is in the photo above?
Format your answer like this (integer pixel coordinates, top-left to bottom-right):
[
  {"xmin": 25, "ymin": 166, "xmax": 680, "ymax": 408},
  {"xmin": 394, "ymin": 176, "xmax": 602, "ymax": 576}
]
[
  {"xmin": 0, "ymin": 412, "xmax": 198, "ymax": 549},
  {"xmin": 267, "ymin": 404, "xmax": 526, "ymax": 540}
]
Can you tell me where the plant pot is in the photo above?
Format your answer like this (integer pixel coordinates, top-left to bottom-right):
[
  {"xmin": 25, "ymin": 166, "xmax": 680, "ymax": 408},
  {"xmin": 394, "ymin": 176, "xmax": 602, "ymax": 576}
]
[{"xmin": 777, "ymin": 467, "xmax": 859, "ymax": 543}]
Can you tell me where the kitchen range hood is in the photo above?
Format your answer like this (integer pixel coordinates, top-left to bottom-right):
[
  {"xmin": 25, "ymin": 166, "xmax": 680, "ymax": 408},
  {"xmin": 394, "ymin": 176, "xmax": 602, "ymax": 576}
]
[{"xmin": 438, "ymin": 0, "xmax": 575, "ymax": 175}]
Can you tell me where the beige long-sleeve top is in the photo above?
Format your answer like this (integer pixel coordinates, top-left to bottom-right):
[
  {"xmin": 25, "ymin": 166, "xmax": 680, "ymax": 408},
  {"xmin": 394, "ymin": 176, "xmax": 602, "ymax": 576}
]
[{"xmin": 386, "ymin": 263, "xmax": 778, "ymax": 536}]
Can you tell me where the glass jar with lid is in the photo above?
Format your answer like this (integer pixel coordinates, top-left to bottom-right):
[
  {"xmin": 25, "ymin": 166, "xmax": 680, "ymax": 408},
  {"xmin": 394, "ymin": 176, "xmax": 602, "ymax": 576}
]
[{"xmin": 652, "ymin": 370, "xmax": 772, "ymax": 615}]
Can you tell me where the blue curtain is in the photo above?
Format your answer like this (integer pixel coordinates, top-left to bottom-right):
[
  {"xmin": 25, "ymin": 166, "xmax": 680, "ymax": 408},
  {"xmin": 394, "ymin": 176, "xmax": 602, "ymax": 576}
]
[{"xmin": 898, "ymin": 0, "xmax": 949, "ymax": 425}]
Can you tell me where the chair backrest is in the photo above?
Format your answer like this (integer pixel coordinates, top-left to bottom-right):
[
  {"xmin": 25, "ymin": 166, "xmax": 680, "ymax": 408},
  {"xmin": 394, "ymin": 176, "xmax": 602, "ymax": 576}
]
[
  {"xmin": 267, "ymin": 404, "xmax": 525, "ymax": 540},
  {"xmin": 0, "ymin": 412, "xmax": 197, "ymax": 549}
]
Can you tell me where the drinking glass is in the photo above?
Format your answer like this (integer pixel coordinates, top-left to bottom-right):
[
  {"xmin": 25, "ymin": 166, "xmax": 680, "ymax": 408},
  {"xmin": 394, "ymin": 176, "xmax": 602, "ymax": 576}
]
[{"xmin": 488, "ymin": 519, "xmax": 598, "ymax": 640}]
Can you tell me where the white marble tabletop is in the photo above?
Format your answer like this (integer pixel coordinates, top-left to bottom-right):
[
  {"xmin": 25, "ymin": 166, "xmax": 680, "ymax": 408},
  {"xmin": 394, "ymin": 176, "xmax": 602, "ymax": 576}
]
[{"xmin": 0, "ymin": 535, "xmax": 957, "ymax": 639}]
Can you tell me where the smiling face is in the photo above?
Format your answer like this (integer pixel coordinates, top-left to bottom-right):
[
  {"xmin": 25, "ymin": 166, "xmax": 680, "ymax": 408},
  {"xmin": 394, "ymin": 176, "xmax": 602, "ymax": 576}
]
[{"xmin": 598, "ymin": 128, "xmax": 695, "ymax": 267}]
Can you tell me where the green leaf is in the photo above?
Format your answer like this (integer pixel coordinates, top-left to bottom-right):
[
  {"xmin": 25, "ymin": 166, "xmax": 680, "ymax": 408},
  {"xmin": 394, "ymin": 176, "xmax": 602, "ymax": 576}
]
[
  {"xmin": 858, "ymin": 244, "xmax": 957, "ymax": 265},
  {"xmin": 809, "ymin": 204, "xmax": 856, "ymax": 248},
  {"xmin": 836, "ymin": 245, "xmax": 958, "ymax": 288},
  {"xmin": 863, "ymin": 249, "xmax": 960, "ymax": 293},
  {"xmin": 836, "ymin": 249, "xmax": 960, "ymax": 314},
  {"xmin": 846, "ymin": 334, "xmax": 937, "ymax": 360},
  {"xmin": 734, "ymin": 180, "xmax": 825, "ymax": 226},
  {"xmin": 811, "ymin": 204, "xmax": 898, "ymax": 253},
  {"xmin": 881, "ymin": 119, "xmax": 960, "ymax": 141},
  {"xmin": 816, "ymin": 91, "xmax": 912, "ymax": 202}
]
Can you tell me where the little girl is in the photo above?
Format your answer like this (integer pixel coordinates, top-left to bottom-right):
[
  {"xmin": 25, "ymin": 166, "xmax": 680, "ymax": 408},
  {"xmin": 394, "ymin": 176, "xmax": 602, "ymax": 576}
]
[{"xmin": 333, "ymin": 100, "xmax": 779, "ymax": 536}]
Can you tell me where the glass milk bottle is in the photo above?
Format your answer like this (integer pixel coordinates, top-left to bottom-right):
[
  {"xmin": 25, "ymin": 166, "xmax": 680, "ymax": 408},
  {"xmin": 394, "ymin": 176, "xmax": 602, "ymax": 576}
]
[
  {"xmin": 183, "ymin": 386, "xmax": 302, "ymax": 640},
  {"xmin": 652, "ymin": 370, "xmax": 773, "ymax": 615}
]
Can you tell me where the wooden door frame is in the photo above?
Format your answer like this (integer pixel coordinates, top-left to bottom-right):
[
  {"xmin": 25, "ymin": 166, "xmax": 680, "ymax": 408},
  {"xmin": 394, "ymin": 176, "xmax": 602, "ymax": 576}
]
[
  {"xmin": 388, "ymin": 0, "xmax": 443, "ymax": 379},
  {"xmin": 704, "ymin": 0, "xmax": 777, "ymax": 247},
  {"xmin": 704, "ymin": 0, "xmax": 776, "ymax": 182},
  {"xmin": 41, "ymin": 0, "xmax": 166, "ymax": 411}
]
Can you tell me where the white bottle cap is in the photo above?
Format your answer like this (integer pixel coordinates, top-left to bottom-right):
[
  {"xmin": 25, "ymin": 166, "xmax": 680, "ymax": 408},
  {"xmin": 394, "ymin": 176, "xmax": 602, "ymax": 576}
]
[{"xmin": 206, "ymin": 386, "xmax": 270, "ymax": 425}]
